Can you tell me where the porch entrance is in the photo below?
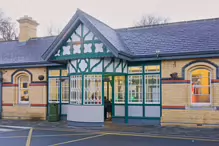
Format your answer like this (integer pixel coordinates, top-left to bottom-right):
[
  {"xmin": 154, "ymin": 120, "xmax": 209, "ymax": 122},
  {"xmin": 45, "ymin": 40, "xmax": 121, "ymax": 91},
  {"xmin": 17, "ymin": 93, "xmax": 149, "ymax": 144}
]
[
  {"xmin": 103, "ymin": 75, "xmax": 126, "ymax": 122},
  {"xmin": 104, "ymin": 75, "xmax": 112, "ymax": 121}
]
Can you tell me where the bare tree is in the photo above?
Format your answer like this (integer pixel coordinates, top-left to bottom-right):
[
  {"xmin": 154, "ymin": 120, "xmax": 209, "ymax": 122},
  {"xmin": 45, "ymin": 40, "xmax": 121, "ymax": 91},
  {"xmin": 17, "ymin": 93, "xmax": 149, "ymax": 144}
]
[
  {"xmin": 0, "ymin": 10, "xmax": 17, "ymax": 41},
  {"xmin": 135, "ymin": 14, "xmax": 169, "ymax": 27},
  {"xmin": 47, "ymin": 24, "xmax": 61, "ymax": 36}
]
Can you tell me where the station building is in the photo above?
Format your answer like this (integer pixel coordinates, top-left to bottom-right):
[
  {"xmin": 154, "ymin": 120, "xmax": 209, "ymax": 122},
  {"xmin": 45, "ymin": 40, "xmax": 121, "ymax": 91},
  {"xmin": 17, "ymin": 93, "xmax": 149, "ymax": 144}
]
[{"xmin": 1, "ymin": 9, "xmax": 219, "ymax": 127}]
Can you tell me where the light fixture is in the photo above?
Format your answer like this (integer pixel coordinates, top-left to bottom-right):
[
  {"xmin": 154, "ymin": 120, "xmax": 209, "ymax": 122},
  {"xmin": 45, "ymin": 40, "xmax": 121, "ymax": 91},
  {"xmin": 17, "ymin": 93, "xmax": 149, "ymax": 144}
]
[{"xmin": 156, "ymin": 50, "xmax": 160, "ymax": 58}]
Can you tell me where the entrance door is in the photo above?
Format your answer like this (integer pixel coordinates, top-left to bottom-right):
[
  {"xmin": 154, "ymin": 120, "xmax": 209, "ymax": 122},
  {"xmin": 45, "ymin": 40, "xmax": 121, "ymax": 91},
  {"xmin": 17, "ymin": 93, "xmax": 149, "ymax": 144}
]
[{"xmin": 104, "ymin": 76, "xmax": 112, "ymax": 121}]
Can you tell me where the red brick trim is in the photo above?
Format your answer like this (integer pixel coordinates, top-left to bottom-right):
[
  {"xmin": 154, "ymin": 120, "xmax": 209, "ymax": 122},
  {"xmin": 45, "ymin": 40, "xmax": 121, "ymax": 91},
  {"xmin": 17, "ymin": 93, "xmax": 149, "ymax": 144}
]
[
  {"xmin": 3, "ymin": 84, "xmax": 18, "ymax": 87},
  {"xmin": 211, "ymin": 79, "xmax": 219, "ymax": 83},
  {"xmin": 31, "ymin": 104, "xmax": 47, "ymax": 107},
  {"xmin": 2, "ymin": 103, "xmax": 13, "ymax": 106},
  {"xmin": 162, "ymin": 80, "xmax": 190, "ymax": 84},
  {"xmin": 162, "ymin": 105, "xmax": 185, "ymax": 109}
]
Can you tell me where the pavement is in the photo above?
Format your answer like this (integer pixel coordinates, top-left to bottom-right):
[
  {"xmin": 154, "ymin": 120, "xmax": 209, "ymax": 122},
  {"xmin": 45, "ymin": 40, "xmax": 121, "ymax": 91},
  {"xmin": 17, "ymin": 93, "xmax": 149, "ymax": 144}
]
[
  {"xmin": 0, "ymin": 128, "xmax": 218, "ymax": 146},
  {"xmin": 0, "ymin": 119, "xmax": 218, "ymax": 145}
]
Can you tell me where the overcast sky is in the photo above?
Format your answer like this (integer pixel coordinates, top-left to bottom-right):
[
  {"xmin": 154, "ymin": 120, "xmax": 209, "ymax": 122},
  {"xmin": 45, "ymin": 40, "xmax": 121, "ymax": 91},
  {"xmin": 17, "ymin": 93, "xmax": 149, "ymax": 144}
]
[{"xmin": 0, "ymin": 0, "xmax": 219, "ymax": 37}]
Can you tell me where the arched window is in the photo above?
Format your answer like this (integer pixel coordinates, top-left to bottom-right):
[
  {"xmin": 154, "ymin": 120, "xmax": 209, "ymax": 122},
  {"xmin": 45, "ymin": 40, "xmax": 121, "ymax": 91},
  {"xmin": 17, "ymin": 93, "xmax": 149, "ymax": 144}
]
[
  {"xmin": 191, "ymin": 69, "xmax": 211, "ymax": 105},
  {"xmin": 18, "ymin": 75, "xmax": 30, "ymax": 104}
]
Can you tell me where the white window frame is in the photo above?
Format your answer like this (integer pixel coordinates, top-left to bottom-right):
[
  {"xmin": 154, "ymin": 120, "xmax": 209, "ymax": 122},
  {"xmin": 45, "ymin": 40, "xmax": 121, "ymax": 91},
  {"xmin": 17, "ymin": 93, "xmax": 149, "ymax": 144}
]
[
  {"xmin": 114, "ymin": 76, "xmax": 125, "ymax": 104},
  {"xmin": 128, "ymin": 75, "xmax": 143, "ymax": 104},
  {"xmin": 18, "ymin": 75, "xmax": 30, "ymax": 104},
  {"xmin": 70, "ymin": 75, "xmax": 82, "ymax": 104},
  {"xmin": 128, "ymin": 66, "xmax": 143, "ymax": 74},
  {"xmin": 190, "ymin": 69, "xmax": 212, "ymax": 106},
  {"xmin": 48, "ymin": 78, "xmax": 60, "ymax": 103},
  {"xmin": 145, "ymin": 65, "xmax": 160, "ymax": 73},
  {"xmin": 84, "ymin": 75, "xmax": 102, "ymax": 105},
  {"xmin": 145, "ymin": 74, "xmax": 160, "ymax": 104},
  {"xmin": 61, "ymin": 78, "xmax": 69, "ymax": 103}
]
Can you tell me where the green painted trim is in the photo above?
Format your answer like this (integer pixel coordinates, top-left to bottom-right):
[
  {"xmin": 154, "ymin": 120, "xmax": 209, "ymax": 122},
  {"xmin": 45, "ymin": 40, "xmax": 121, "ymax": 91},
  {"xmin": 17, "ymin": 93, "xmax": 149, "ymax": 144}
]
[
  {"xmin": 112, "ymin": 116, "xmax": 125, "ymax": 118},
  {"xmin": 77, "ymin": 59, "xmax": 83, "ymax": 73},
  {"xmin": 68, "ymin": 72, "xmax": 126, "ymax": 76},
  {"xmin": 125, "ymin": 75, "xmax": 128, "ymax": 123},
  {"xmin": 144, "ymin": 104, "xmax": 161, "ymax": 106},
  {"xmin": 53, "ymin": 53, "xmax": 113, "ymax": 60},
  {"xmin": 114, "ymin": 59, "xmax": 122, "ymax": 72},
  {"xmin": 122, "ymin": 61, "xmax": 127, "ymax": 73},
  {"xmin": 103, "ymin": 58, "xmax": 113, "ymax": 72},
  {"xmin": 112, "ymin": 76, "xmax": 115, "ymax": 117},
  {"xmin": 127, "ymin": 104, "xmax": 144, "ymax": 106},
  {"xmin": 69, "ymin": 61, "xmax": 77, "ymax": 73},
  {"xmin": 59, "ymin": 77, "xmax": 62, "ymax": 116},
  {"xmin": 142, "ymin": 65, "xmax": 145, "ymax": 117},
  {"xmin": 160, "ymin": 62, "xmax": 162, "ymax": 117},
  {"xmin": 90, "ymin": 59, "xmax": 102, "ymax": 72}
]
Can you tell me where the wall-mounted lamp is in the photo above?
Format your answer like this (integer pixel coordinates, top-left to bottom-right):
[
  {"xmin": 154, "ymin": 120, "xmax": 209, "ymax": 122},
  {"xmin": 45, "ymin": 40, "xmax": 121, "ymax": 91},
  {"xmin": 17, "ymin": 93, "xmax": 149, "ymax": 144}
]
[
  {"xmin": 38, "ymin": 75, "xmax": 45, "ymax": 81},
  {"xmin": 156, "ymin": 50, "xmax": 160, "ymax": 58}
]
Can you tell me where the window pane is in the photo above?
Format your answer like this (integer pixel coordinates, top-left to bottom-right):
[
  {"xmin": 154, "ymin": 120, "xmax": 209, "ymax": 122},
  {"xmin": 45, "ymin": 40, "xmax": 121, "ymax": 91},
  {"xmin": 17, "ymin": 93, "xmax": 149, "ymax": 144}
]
[
  {"xmin": 70, "ymin": 75, "xmax": 82, "ymax": 104},
  {"xmin": 61, "ymin": 78, "xmax": 69, "ymax": 103},
  {"xmin": 84, "ymin": 75, "xmax": 102, "ymax": 105},
  {"xmin": 104, "ymin": 77, "xmax": 112, "ymax": 102},
  {"xmin": 115, "ymin": 76, "xmax": 125, "ymax": 103},
  {"xmin": 49, "ymin": 78, "xmax": 60, "ymax": 102},
  {"xmin": 49, "ymin": 70, "xmax": 60, "ymax": 76},
  {"xmin": 19, "ymin": 76, "xmax": 29, "ymax": 103},
  {"xmin": 61, "ymin": 69, "xmax": 68, "ymax": 76},
  {"xmin": 145, "ymin": 65, "xmax": 160, "ymax": 73},
  {"xmin": 128, "ymin": 66, "xmax": 142, "ymax": 73},
  {"xmin": 145, "ymin": 75, "xmax": 160, "ymax": 103},
  {"xmin": 191, "ymin": 69, "xmax": 210, "ymax": 104},
  {"xmin": 128, "ymin": 75, "xmax": 143, "ymax": 103}
]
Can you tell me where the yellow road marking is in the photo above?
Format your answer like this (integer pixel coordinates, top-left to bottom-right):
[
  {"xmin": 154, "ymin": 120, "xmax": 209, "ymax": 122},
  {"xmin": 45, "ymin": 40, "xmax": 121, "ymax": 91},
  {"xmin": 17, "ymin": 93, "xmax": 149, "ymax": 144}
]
[
  {"xmin": 0, "ymin": 133, "xmax": 95, "ymax": 139},
  {"xmin": 49, "ymin": 134, "xmax": 107, "ymax": 146},
  {"xmin": 26, "ymin": 128, "xmax": 33, "ymax": 146},
  {"xmin": 103, "ymin": 132, "xmax": 219, "ymax": 142}
]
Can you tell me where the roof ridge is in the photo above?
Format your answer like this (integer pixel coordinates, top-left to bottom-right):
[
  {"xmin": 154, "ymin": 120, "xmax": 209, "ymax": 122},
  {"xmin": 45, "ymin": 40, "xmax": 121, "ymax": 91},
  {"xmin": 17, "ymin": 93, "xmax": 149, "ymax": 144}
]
[
  {"xmin": 116, "ymin": 17, "xmax": 219, "ymax": 31},
  {"xmin": 77, "ymin": 9, "xmax": 114, "ymax": 30}
]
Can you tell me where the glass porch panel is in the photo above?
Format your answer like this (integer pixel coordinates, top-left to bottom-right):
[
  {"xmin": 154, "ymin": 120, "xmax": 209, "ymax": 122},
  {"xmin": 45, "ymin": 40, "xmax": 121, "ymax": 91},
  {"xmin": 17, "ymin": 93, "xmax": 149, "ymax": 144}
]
[
  {"xmin": 128, "ymin": 75, "xmax": 143, "ymax": 103},
  {"xmin": 104, "ymin": 77, "xmax": 112, "ymax": 102},
  {"xmin": 48, "ymin": 78, "xmax": 60, "ymax": 103},
  {"xmin": 70, "ymin": 75, "xmax": 82, "ymax": 104},
  {"xmin": 145, "ymin": 75, "xmax": 160, "ymax": 104},
  {"xmin": 61, "ymin": 78, "xmax": 69, "ymax": 103},
  {"xmin": 84, "ymin": 75, "xmax": 102, "ymax": 105},
  {"xmin": 114, "ymin": 76, "xmax": 125, "ymax": 103}
]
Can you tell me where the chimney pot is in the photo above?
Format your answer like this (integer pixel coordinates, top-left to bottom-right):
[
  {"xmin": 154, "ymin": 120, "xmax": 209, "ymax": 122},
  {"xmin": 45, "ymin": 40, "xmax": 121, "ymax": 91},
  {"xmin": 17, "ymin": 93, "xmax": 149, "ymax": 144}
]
[{"xmin": 17, "ymin": 15, "xmax": 39, "ymax": 42}]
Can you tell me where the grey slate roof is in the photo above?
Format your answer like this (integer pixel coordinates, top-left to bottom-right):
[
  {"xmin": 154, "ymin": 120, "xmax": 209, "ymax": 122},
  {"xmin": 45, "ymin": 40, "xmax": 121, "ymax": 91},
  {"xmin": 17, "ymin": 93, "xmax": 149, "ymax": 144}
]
[
  {"xmin": 42, "ymin": 9, "xmax": 219, "ymax": 61},
  {"xmin": 2, "ymin": 9, "xmax": 219, "ymax": 67},
  {"xmin": 0, "ymin": 36, "xmax": 59, "ymax": 68},
  {"xmin": 117, "ymin": 18, "xmax": 219, "ymax": 57}
]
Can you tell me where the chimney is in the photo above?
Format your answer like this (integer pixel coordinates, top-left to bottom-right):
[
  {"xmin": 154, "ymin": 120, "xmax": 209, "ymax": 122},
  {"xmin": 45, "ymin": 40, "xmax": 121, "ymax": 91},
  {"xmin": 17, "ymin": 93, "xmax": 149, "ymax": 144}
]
[{"xmin": 17, "ymin": 15, "xmax": 39, "ymax": 42}]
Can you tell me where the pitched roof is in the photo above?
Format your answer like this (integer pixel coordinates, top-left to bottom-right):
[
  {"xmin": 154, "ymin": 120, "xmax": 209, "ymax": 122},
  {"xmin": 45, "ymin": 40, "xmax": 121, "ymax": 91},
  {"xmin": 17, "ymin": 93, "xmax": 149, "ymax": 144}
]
[
  {"xmin": 1, "ymin": 9, "xmax": 219, "ymax": 66},
  {"xmin": 0, "ymin": 36, "xmax": 60, "ymax": 68},
  {"xmin": 42, "ymin": 9, "xmax": 219, "ymax": 61},
  {"xmin": 117, "ymin": 18, "xmax": 219, "ymax": 59},
  {"xmin": 42, "ymin": 9, "xmax": 131, "ymax": 60}
]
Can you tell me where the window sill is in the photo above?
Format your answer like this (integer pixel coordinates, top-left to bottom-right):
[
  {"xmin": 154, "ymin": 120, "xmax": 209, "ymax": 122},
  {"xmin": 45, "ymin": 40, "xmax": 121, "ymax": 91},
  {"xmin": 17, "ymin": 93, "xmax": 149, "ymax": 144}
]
[
  {"xmin": 14, "ymin": 103, "xmax": 30, "ymax": 107},
  {"xmin": 186, "ymin": 105, "xmax": 215, "ymax": 111}
]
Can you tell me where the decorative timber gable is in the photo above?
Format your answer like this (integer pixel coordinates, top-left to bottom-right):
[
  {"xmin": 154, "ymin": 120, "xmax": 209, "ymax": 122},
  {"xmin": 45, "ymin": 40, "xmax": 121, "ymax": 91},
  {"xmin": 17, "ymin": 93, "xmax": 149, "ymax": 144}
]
[{"xmin": 53, "ymin": 23, "xmax": 114, "ymax": 60}]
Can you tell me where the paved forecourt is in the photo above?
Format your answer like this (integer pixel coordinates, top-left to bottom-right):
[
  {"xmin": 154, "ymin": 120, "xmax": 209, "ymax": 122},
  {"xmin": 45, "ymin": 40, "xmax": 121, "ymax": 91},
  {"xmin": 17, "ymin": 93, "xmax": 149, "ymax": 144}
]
[{"xmin": 0, "ymin": 126, "xmax": 219, "ymax": 146}]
